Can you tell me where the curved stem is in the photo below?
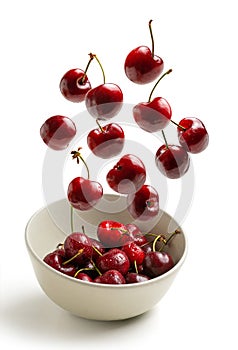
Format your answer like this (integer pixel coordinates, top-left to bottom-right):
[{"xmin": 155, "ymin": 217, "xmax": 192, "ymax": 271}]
[
  {"xmin": 148, "ymin": 69, "xmax": 172, "ymax": 102},
  {"xmin": 170, "ymin": 119, "xmax": 186, "ymax": 131},
  {"xmin": 62, "ymin": 249, "xmax": 84, "ymax": 265},
  {"xmin": 79, "ymin": 155, "xmax": 90, "ymax": 179},
  {"xmin": 80, "ymin": 54, "xmax": 95, "ymax": 84},
  {"xmin": 149, "ymin": 19, "xmax": 155, "ymax": 57},
  {"xmin": 161, "ymin": 130, "xmax": 169, "ymax": 149},
  {"xmin": 90, "ymin": 53, "xmax": 106, "ymax": 84},
  {"xmin": 71, "ymin": 148, "xmax": 90, "ymax": 180},
  {"xmin": 158, "ymin": 229, "xmax": 180, "ymax": 252}
]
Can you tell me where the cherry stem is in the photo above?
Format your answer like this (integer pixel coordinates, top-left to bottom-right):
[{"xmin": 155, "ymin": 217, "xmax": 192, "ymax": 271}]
[
  {"xmin": 110, "ymin": 227, "xmax": 128, "ymax": 234},
  {"xmin": 71, "ymin": 148, "xmax": 90, "ymax": 180},
  {"xmin": 80, "ymin": 54, "xmax": 95, "ymax": 84},
  {"xmin": 134, "ymin": 260, "xmax": 138, "ymax": 274},
  {"xmin": 161, "ymin": 130, "xmax": 169, "ymax": 149},
  {"xmin": 92, "ymin": 245, "xmax": 103, "ymax": 256},
  {"xmin": 62, "ymin": 249, "xmax": 84, "ymax": 265},
  {"xmin": 74, "ymin": 267, "xmax": 94, "ymax": 278},
  {"xmin": 152, "ymin": 234, "xmax": 165, "ymax": 252},
  {"xmin": 149, "ymin": 19, "xmax": 155, "ymax": 58},
  {"xmin": 170, "ymin": 119, "xmax": 186, "ymax": 131},
  {"xmin": 90, "ymin": 259, "xmax": 102, "ymax": 276},
  {"xmin": 158, "ymin": 229, "xmax": 181, "ymax": 252},
  {"xmin": 96, "ymin": 119, "xmax": 105, "ymax": 133},
  {"xmin": 90, "ymin": 53, "xmax": 106, "ymax": 84},
  {"xmin": 148, "ymin": 69, "xmax": 172, "ymax": 102}
]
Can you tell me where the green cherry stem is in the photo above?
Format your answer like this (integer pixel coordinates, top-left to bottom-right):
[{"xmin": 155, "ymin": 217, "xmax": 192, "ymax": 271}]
[
  {"xmin": 80, "ymin": 54, "xmax": 95, "ymax": 84},
  {"xmin": 148, "ymin": 19, "xmax": 155, "ymax": 58},
  {"xmin": 90, "ymin": 53, "xmax": 106, "ymax": 84},
  {"xmin": 96, "ymin": 118, "xmax": 105, "ymax": 133},
  {"xmin": 62, "ymin": 248, "xmax": 84, "ymax": 265},
  {"xmin": 161, "ymin": 129, "xmax": 169, "ymax": 149},
  {"xmin": 148, "ymin": 69, "xmax": 172, "ymax": 102},
  {"xmin": 71, "ymin": 147, "xmax": 90, "ymax": 180},
  {"xmin": 134, "ymin": 260, "xmax": 138, "ymax": 274},
  {"xmin": 158, "ymin": 229, "xmax": 181, "ymax": 252},
  {"xmin": 170, "ymin": 119, "xmax": 186, "ymax": 131}
]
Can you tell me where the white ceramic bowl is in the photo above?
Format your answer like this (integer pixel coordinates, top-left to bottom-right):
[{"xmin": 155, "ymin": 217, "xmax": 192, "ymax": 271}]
[{"xmin": 25, "ymin": 195, "xmax": 187, "ymax": 321}]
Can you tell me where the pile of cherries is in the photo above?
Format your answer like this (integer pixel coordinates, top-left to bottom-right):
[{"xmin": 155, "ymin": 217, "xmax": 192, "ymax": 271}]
[
  {"xmin": 44, "ymin": 221, "xmax": 179, "ymax": 284},
  {"xmin": 40, "ymin": 20, "xmax": 209, "ymax": 283}
]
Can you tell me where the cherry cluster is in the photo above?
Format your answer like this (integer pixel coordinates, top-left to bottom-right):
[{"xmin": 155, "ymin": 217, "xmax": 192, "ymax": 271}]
[{"xmin": 43, "ymin": 221, "xmax": 179, "ymax": 284}]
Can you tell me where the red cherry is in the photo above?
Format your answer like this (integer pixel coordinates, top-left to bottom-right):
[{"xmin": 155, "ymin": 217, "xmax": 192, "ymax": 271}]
[
  {"xmin": 90, "ymin": 238, "xmax": 106, "ymax": 260},
  {"xmin": 127, "ymin": 185, "xmax": 159, "ymax": 221},
  {"xmin": 74, "ymin": 272, "xmax": 93, "ymax": 282},
  {"xmin": 87, "ymin": 122, "xmax": 125, "ymax": 158},
  {"xmin": 96, "ymin": 248, "xmax": 130, "ymax": 275},
  {"xmin": 59, "ymin": 68, "xmax": 91, "ymax": 103},
  {"xmin": 177, "ymin": 117, "xmax": 209, "ymax": 154},
  {"xmin": 85, "ymin": 83, "xmax": 123, "ymax": 120},
  {"xmin": 97, "ymin": 220, "xmax": 131, "ymax": 248},
  {"xmin": 67, "ymin": 177, "xmax": 103, "ymax": 211},
  {"xmin": 43, "ymin": 251, "xmax": 77, "ymax": 277},
  {"xmin": 121, "ymin": 242, "xmax": 145, "ymax": 265},
  {"xmin": 125, "ymin": 272, "xmax": 150, "ymax": 283},
  {"xmin": 155, "ymin": 144, "xmax": 190, "ymax": 179},
  {"xmin": 94, "ymin": 270, "xmax": 126, "ymax": 284},
  {"xmin": 143, "ymin": 251, "xmax": 174, "ymax": 277},
  {"xmin": 124, "ymin": 20, "xmax": 164, "ymax": 84},
  {"xmin": 64, "ymin": 232, "xmax": 93, "ymax": 266},
  {"xmin": 106, "ymin": 154, "xmax": 146, "ymax": 194},
  {"xmin": 40, "ymin": 115, "xmax": 76, "ymax": 150},
  {"xmin": 125, "ymin": 223, "xmax": 148, "ymax": 246}
]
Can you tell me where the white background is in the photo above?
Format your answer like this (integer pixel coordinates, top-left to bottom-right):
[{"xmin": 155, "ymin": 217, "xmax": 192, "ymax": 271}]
[{"xmin": 1, "ymin": 0, "xmax": 238, "ymax": 349}]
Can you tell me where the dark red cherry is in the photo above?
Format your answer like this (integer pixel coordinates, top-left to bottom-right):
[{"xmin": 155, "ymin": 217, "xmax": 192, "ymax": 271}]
[
  {"xmin": 74, "ymin": 272, "xmax": 93, "ymax": 282},
  {"xmin": 97, "ymin": 248, "xmax": 130, "ymax": 275},
  {"xmin": 87, "ymin": 122, "xmax": 125, "ymax": 158},
  {"xmin": 97, "ymin": 220, "xmax": 131, "ymax": 248},
  {"xmin": 63, "ymin": 232, "xmax": 93, "ymax": 266},
  {"xmin": 143, "ymin": 251, "xmax": 174, "ymax": 277},
  {"xmin": 121, "ymin": 242, "xmax": 145, "ymax": 265},
  {"xmin": 127, "ymin": 185, "xmax": 159, "ymax": 221},
  {"xmin": 40, "ymin": 115, "xmax": 76, "ymax": 150},
  {"xmin": 67, "ymin": 177, "xmax": 103, "ymax": 211},
  {"xmin": 90, "ymin": 238, "xmax": 106, "ymax": 260},
  {"xmin": 177, "ymin": 117, "xmax": 209, "ymax": 154},
  {"xmin": 124, "ymin": 20, "xmax": 164, "ymax": 84},
  {"xmin": 85, "ymin": 83, "xmax": 123, "ymax": 120},
  {"xmin": 106, "ymin": 154, "xmax": 146, "ymax": 194},
  {"xmin": 125, "ymin": 272, "xmax": 150, "ymax": 283},
  {"xmin": 155, "ymin": 144, "xmax": 190, "ymax": 179},
  {"xmin": 94, "ymin": 270, "xmax": 126, "ymax": 284},
  {"xmin": 59, "ymin": 68, "xmax": 91, "ymax": 102},
  {"xmin": 43, "ymin": 251, "xmax": 77, "ymax": 277},
  {"xmin": 125, "ymin": 223, "xmax": 148, "ymax": 246}
]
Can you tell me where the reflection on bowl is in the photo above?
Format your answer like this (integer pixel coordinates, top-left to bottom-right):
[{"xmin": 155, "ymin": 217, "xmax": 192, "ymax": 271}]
[{"xmin": 25, "ymin": 195, "xmax": 187, "ymax": 321}]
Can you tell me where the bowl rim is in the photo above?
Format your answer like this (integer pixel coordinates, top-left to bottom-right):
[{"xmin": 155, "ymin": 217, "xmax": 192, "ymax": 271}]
[{"xmin": 25, "ymin": 199, "xmax": 188, "ymax": 289}]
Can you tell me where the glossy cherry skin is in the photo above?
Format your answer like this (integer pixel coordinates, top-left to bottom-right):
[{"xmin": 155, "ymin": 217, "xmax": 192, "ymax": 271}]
[
  {"xmin": 106, "ymin": 154, "xmax": 146, "ymax": 194},
  {"xmin": 40, "ymin": 115, "xmax": 76, "ymax": 150},
  {"xmin": 124, "ymin": 46, "xmax": 164, "ymax": 84},
  {"xmin": 64, "ymin": 232, "xmax": 93, "ymax": 266},
  {"xmin": 67, "ymin": 177, "xmax": 103, "ymax": 211},
  {"xmin": 125, "ymin": 223, "xmax": 148, "ymax": 246},
  {"xmin": 43, "ymin": 251, "xmax": 77, "ymax": 277},
  {"xmin": 125, "ymin": 272, "xmax": 150, "ymax": 283},
  {"xmin": 155, "ymin": 144, "xmax": 190, "ymax": 179},
  {"xmin": 94, "ymin": 270, "xmax": 126, "ymax": 284},
  {"xmin": 133, "ymin": 97, "xmax": 172, "ymax": 133},
  {"xmin": 59, "ymin": 68, "xmax": 91, "ymax": 102},
  {"xmin": 87, "ymin": 123, "xmax": 125, "ymax": 158},
  {"xmin": 85, "ymin": 83, "xmax": 123, "ymax": 120},
  {"xmin": 74, "ymin": 272, "xmax": 93, "ymax": 282},
  {"xmin": 97, "ymin": 220, "xmax": 131, "ymax": 248},
  {"xmin": 127, "ymin": 185, "xmax": 159, "ymax": 221},
  {"xmin": 90, "ymin": 238, "xmax": 106, "ymax": 260},
  {"xmin": 96, "ymin": 248, "xmax": 130, "ymax": 275},
  {"xmin": 177, "ymin": 117, "xmax": 209, "ymax": 154},
  {"xmin": 121, "ymin": 242, "xmax": 145, "ymax": 265},
  {"xmin": 143, "ymin": 251, "xmax": 174, "ymax": 277}
]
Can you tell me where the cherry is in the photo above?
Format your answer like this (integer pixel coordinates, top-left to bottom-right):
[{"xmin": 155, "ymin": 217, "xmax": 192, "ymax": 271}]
[
  {"xmin": 143, "ymin": 251, "xmax": 174, "ymax": 278},
  {"xmin": 63, "ymin": 232, "xmax": 93, "ymax": 266},
  {"xmin": 124, "ymin": 20, "xmax": 164, "ymax": 84},
  {"xmin": 96, "ymin": 248, "xmax": 130, "ymax": 275},
  {"xmin": 125, "ymin": 272, "xmax": 150, "ymax": 284},
  {"xmin": 121, "ymin": 242, "xmax": 145, "ymax": 265},
  {"xmin": 155, "ymin": 143, "xmax": 190, "ymax": 179},
  {"xmin": 97, "ymin": 220, "xmax": 131, "ymax": 248},
  {"xmin": 106, "ymin": 154, "xmax": 146, "ymax": 194},
  {"xmin": 127, "ymin": 184, "xmax": 159, "ymax": 221},
  {"xmin": 40, "ymin": 115, "xmax": 76, "ymax": 150},
  {"xmin": 43, "ymin": 251, "xmax": 77, "ymax": 277},
  {"xmin": 85, "ymin": 54, "xmax": 123, "ymax": 120},
  {"xmin": 74, "ymin": 272, "xmax": 93, "ymax": 282},
  {"xmin": 125, "ymin": 223, "xmax": 148, "ymax": 246},
  {"xmin": 133, "ymin": 70, "xmax": 172, "ymax": 132},
  {"xmin": 67, "ymin": 177, "xmax": 103, "ymax": 211},
  {"xmin": 94, "ymin": 270, "xmax": 126, "ymax": 284},
  {"xmin": 177, "ymin": 117, "xmax": 209, "ymax": 154},
  {"xmin": 90, "ymin": 238, "xmax": 106, "ymax": 260},
  {"xmin": 87, "ymin": 121, "xmax": 125, "ymax": 158}
]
